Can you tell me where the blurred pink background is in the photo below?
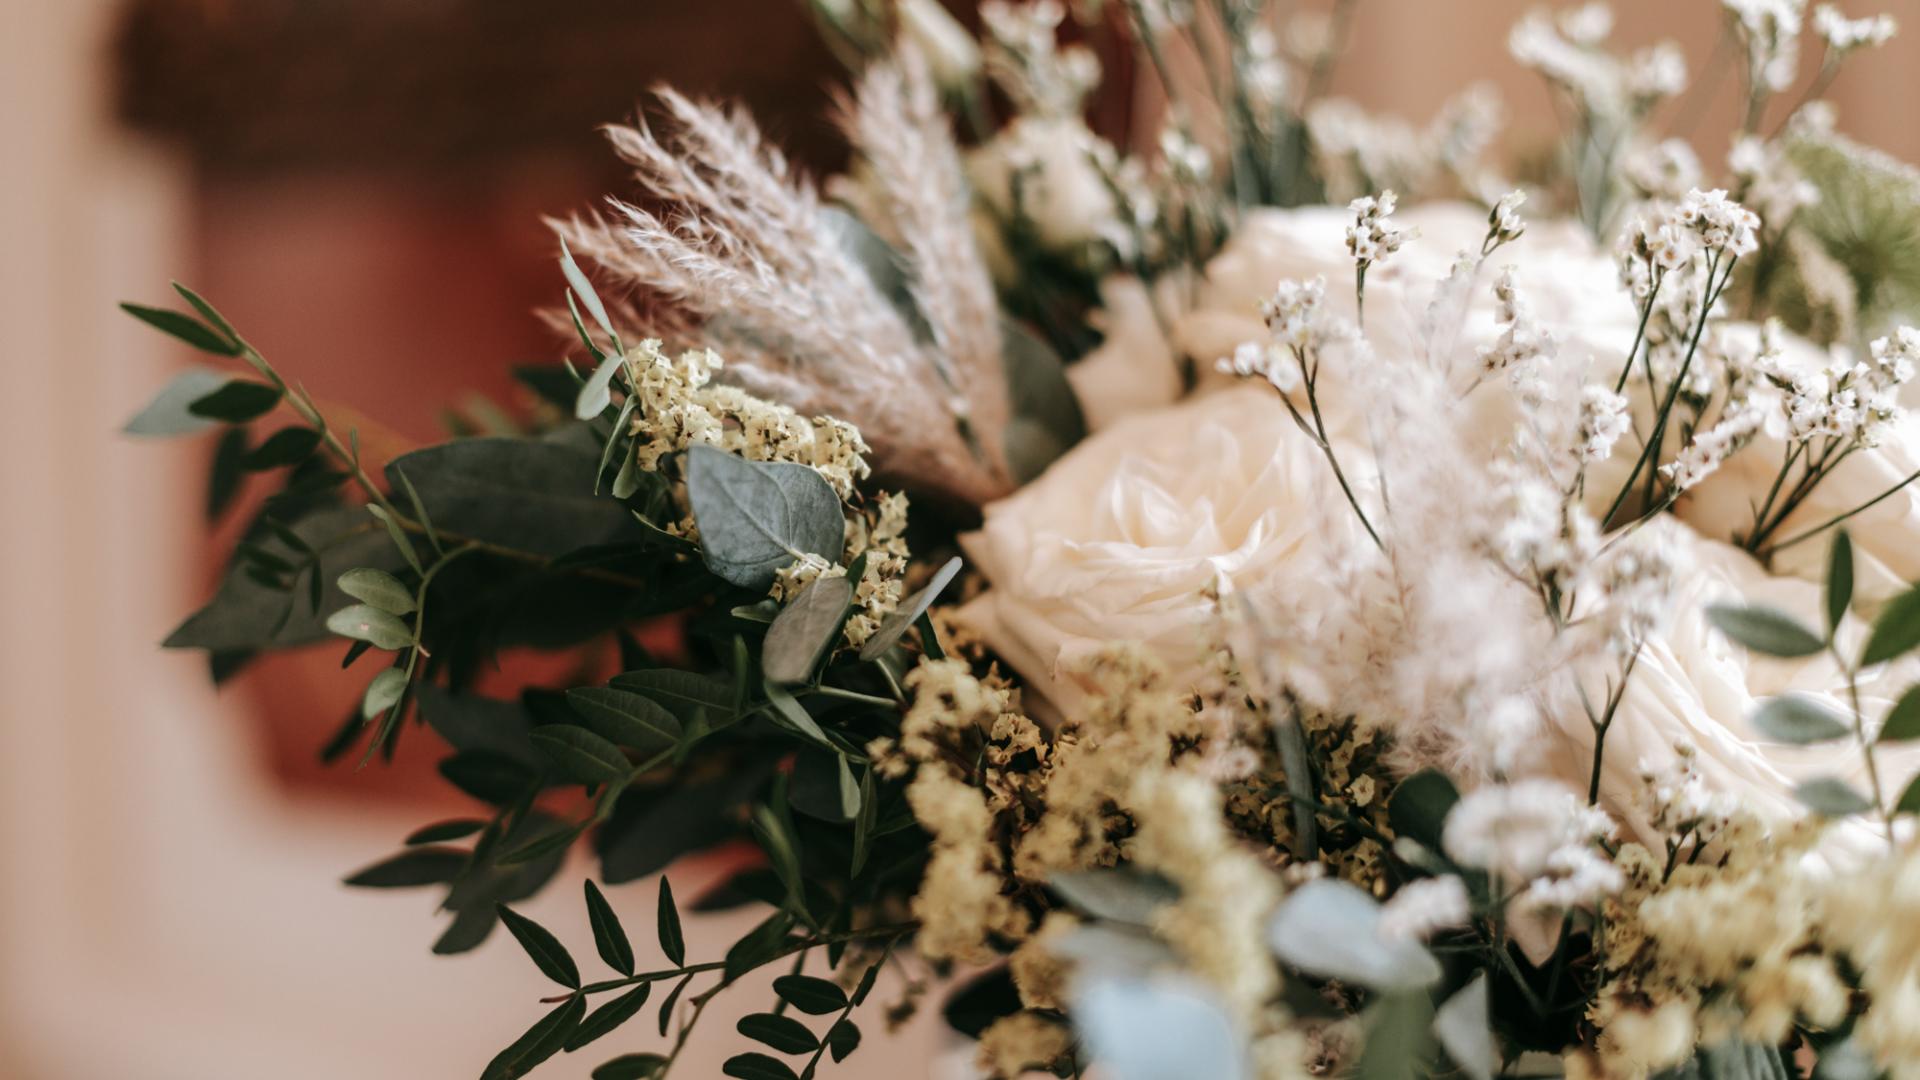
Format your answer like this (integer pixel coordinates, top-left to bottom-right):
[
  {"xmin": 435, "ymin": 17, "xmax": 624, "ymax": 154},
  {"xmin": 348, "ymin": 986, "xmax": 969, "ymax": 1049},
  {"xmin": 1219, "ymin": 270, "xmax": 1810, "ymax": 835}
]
[{"xmin": 2, "ymin": 1, "xmax": 1917, "ymax": 1077}]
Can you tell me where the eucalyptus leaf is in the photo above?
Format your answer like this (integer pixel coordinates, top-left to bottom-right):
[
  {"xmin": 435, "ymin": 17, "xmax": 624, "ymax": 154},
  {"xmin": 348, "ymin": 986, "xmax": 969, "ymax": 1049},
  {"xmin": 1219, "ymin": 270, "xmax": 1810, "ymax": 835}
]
[
  {"xmin": 1432, "ymin": 975, "xmax": 1497, "ymax": 1080},
  {"xmin": 761, "ymin": 679, "xmax": 832, "ymax": 748},
  {"xmin": 684, "ymin": 445, "xmax": 844, "ymax": 590},
  {"xmin": 338, "ymin": 567, "xmax": 416, "ymax": 615},
  {"xmin": 1266, "ymin": 878, "xmax": 1442, "ymax": 991},
  {"xmin": 560, "ymin": 236, "xmax": 620, "ymax": 350},
  {"xmin": 762, "ymin": 574, "xmax": 854, "ymax": 684},
  {"xmin": 1000, "ymin": 318, "xmax": 1087, "ymax": 483},
  {"xmin": 1073, "ymin": 975, "xmax": 1245, "ymax": 1080},
  {"xmin": 1794, "ymin": 776, "xmax": 1874, "ymax": 817},
  {"xmin": 326, "ymin": 603, "xmax": 413, "ymax": 651},
  {"xmin": 1750, "ymin": 693, "xmax": 1852, "ymax": 744},
  {"xmin": 859, "ymin": 555, "xmax": 963, "ymax": 660},
  {"xmin": 123, "ymin": 367, "xmax": 229, "ymax": 437},
  {"xmin": 361, "ymin": 667, "xmax": 408, "ymax": 720},
  {"xmin": 385, "ymin": 438, "xmax": 648, "ymax": 558},
  {"xmin": 1049, "ymin": 868, "xmax": 1181, "ymax": 926},
  {"xmin": 1388, "ymin": 769, "xmax": 1460, "ymax": 852},
  {"xmin": 1705, "ymin": 603, "xmax": 1827, "ymax": 658},
  {"xmin": 576, "ymin": 352, "xmax": 626, "ymax": 420}
]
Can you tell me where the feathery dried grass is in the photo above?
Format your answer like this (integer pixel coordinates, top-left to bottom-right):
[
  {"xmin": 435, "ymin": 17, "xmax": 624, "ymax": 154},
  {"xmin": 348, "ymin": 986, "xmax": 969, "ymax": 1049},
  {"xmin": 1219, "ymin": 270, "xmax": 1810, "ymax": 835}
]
[{"xmin": 553, "ymin": 82, "xmax": 1013, "ymax": 507}]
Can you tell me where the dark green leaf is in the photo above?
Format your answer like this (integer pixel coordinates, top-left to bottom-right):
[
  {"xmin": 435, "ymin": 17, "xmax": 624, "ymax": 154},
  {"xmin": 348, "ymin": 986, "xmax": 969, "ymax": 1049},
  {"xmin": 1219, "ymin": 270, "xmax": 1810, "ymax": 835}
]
[
  {"xmin": 440, "ymin": 750, "xmax": 539, "ymax": 804},
  {"xmin": 723, "ymin": 912, "xmax": 794, "ymax": 983},
  {"xmin": 859, "ymin": 555, "xmax": 964, "ymax": 661},
  {"xmin": 1897, "ymin": 773, "xmax": 1920, "ymax": 815},
  {"xmin": 565, "ymin": 984, "xmax": 651, "ymax": 1052},
  {"xmin": 365, "ymin": 504, "xmax": 423, "ymax": 574},
  {"xmin": 1000, "ymin": 317, "xmax": 1087, "ymax": 483},
  {"xmin": 241, "ymin": 426, "xmax": 321, "ymax": 470},
  {"xmin": 684, "ymin": 445, "xmax": 845, "ymax": 590},
  {"xmin": 750, "ymin": 804, "xmax": 804, "ymax": 910},
  {"xmin": 1388, "ymin": 768, "xmax": 1460, "ymax": 852},
  {"xmin": 596, "ymin": 764, "xmax": 771, "ymax": 884},
  {"xmin": 206, "ymin": 425, "xmax": 250, "ymax": 520},
  {"xmin": 418, "ymin": 686, "xmax": 540, "ymax": 764},
  {"xmin": 406, "ymin": 819, "xmax": 486, "ymax": 845},
  {"xmin": 761, "ymin": 679, "xmax": 831, "ymax": 748},
  {"xmin": 337, "ymin": 567, "xmax": 416, "ymax": 615},
  {"xmin": 342, "ymin": 846, "xmax": 467, "ymax": 888},
  {"xmin": 657, "ymin": 973, "xmax": 692, "ymax": 1037},
  {"xmin": 531, "ymin": 726, "xmax": 630, "ymax": 785},
  {"xmin": 1750, "ymin": 693, "xmax": 1853, "ymax": 744},
  {"xmin": 1357, "ymin": 989, "xmax": 1439, "ymax": 1080},
  {"xmin": 772, "ymin": 975, "xmax": 847, "ymax": 1015},
  {"xmin": 608, "ymin": 669, "xmax": 736, "ymax": 725},
  {"xmin": 567, "ymin": 687, "xmax": 682, "ymax": 753},
  {"xmin": 1826, "ymin": 530, "xmax": 1854, "ymax": 633},
  {"xmin": 497, "ymin": 904, "xmax": 581, "ymax": 988},
  {"xmin": 1883, "ymin": 685, "xmax": 1920, "ymax": 743},
  {"xmin": 120, "ymin": 301, "xmax": 240, "ymax": 355},
  {"xmin": 592, "ymin": 1053, "xmax": 668, "ymax": 1080},
  {"xmin": 1705, "ymin": 603, "xmax": 1827, "ymax": 658},
  {"xmin": 172, "ymin": 283, "xmax": 242, "ymax": 349},
  {"xmin": 1794, "ymin": 776, "xmax": 1874, "ymax": 817},
  {"xmin": 721, "ymin": 1053, "xmax": 801, "ymax": 1080},
  {"xmin": 1864, "ymin": 584, "xmax": 1920, "ymax": 665},
  {"xmin": 495, "ymin": 822, "xmax": 584, "ymax": 867},
  {"xmin": 657, "ymin": 875, "xmax": 686, "ymax": 966},
  {"xmin": 123, "ymin": 367, "xmax": 229, "ymax": 437},
  {"xmin": 385, "ymin": 437, "xmax": 648, "ymax": 558},
  {"xmin": 188, "ymin": 380, "xmax": 283, "ymax": 422},
  {"xmin": 737, "ymin": 1012, "xmax": 818, "ymax": 1055},
  {"xmin": 481, "ymin": 994, "xmax": 585, "ymax": 1080},
  {"xmin": 825, "ymin": 1019, "xmax": 861, "ymax": 1063},
  {"xmin": 584, "ymin": 879, "xmax": 635, "ymax": 976},
  {"xmin": 362, "ymin": 667, "xmax": 408, "ymax": 720},
  {"xmin": 762, "ymin": 574, "xmax": 854, "ymax": 684},
  {"xmin": 326, "ymin": 603, "xmax": 412, "ymax": 650}
]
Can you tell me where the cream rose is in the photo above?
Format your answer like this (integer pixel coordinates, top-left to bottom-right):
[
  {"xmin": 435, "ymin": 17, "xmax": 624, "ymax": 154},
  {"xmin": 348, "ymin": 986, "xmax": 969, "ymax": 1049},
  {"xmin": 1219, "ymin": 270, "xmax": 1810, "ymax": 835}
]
[
  {"xmin": 956, "ymin": 384, "xmax": 1361, "ymax": 716},
  {"xmin": 1545, "ymin": 515, "xmax": 1920, "ymax": 849},
  {"xmin": 1065, "ymin": 275, "xmax": 1186, "ymax": 432}
]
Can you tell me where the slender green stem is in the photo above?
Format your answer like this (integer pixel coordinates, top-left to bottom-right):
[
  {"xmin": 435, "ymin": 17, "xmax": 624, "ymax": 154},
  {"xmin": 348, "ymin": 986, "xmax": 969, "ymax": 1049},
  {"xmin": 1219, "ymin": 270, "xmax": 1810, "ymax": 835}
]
[
  {"xmin": 1612, "ymin": 271, "xmax": 1664, "ymax": 394},
  {"xmin": 1767, "ymin": 466, "xmax": 1920, "ymax": 555},
  {"xmin": 1283, "ymin": 350, "xmax": 1384, "ymax": 550},
  {"xmin": 550, "ymin": 921, "xmax": 918, "ymax": 1001},
  {"xmin": 1832, "ymin": 642, "xmax": 1895, "ymax": 846}
]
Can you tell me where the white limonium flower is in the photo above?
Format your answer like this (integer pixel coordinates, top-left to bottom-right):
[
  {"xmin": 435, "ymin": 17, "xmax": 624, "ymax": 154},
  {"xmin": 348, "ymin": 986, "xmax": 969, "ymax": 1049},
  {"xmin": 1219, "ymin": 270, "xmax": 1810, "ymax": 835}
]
[
  {"xmin": 1259, "ymin": 275, "xmax": 1353, "ymax": 352},
  {"xmin": 1812, "ymin": 4, "xmax": 1898, "ymax": 52},
  {"xmin": 1346, "ymin": 189, "xmax": 1409, "ymax": 270},
  {"xmin": 1578, "ymin": 385, "xmax": 1632, "ymax": 462},
  {"xmin": 1624, "ymin": 139, "xmax": 1704, "ymax": 201},
  {"xmin": 1218, "ymin": 340, "xmax": 1301, "ymax": 394},
  {"xmin": 1442, "ymin": 779, "xmax": 1616, "ymax": 888},
  {"xmin": 1659, "ymin": 405, "xmax": 1766, "ymax": 492},
  {"xmin": 1485, "ymin": 190, "xmax": 1528, "ymax": 254},
  {"xmin": 1557, "ymin": 1, "xmax": 1614, "ymax": 46},
  {"xmin": 1627, "ymin": 41, "xmax": 1689, "ymax": 104},
  {"xmin": 1674, "ymin": 188, "xmax": 1763, "ymax": 258},
  {"xmin": 1724, "ymin": 0, "xmax": 1806, "ymax": 92}
]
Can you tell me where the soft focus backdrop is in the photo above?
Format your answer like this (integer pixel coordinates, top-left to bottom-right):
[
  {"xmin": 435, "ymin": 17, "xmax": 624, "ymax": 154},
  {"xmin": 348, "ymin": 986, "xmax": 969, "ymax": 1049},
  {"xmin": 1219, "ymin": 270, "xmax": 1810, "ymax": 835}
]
[{"xmin": 2, "ymin": 1, "xmax": 1917, "ymax": 1077}]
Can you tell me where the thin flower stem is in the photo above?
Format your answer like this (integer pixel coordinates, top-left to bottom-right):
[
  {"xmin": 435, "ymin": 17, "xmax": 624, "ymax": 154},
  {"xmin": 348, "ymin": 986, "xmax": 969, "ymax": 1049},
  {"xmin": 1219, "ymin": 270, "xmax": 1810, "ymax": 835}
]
[
  {"xmin": 1285, "ymin": 350, "xmax": 1385, "ymax": 550},
  {"xmin": 1745, "ymin": 442, "xmax": 1804, "ymax": 549},
  {"xmin": 549, "ymin": 922, "xmax": 918, "ymax": 1001},
  {"xmin": 1833, "ymin": 643, "xmax": 1895, "ymax": 846},
  {"xmin": 1586, "ymin": 644, "xmax": 1643, "ymax": 805},
  {"xmin": 1766, "ymin": 465, "xmax": 1920, "ymax": 554},
  {"xmin": 1612, "ymin": 270, "xmax": 1664, "ymax": 394}
]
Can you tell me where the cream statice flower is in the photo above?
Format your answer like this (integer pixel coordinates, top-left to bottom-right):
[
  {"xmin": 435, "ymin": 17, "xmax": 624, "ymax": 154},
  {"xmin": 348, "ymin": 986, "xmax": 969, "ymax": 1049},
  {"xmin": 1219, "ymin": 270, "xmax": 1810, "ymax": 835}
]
[
  {"xmin": 1375, "ymin": 875, "xmax": 1471, "ymax": 943},
  {"xmin": 1442, "ymin": 779, "xmax": 1615, "ymax": 889},
  {"xmin": 1346, "ymin": 190, "xmax": 1409, "ymax": 271},
  {"xmin": 1725, "ymin": 0, "xmax": 1806, "ymax": 93},
  {"xmin": 1674, "ymin": 188, "xmax": 1762, "ymax": 258},
  {"xmin": 1579, "ymin": 385, "xmax": 1632, "ymax": 462}
]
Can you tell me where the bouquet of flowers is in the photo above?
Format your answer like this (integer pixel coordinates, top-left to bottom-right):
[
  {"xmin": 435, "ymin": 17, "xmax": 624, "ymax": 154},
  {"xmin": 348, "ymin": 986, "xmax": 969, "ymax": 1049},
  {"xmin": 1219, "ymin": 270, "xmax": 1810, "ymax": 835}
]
[{"xmin": 119, "ymin": 1, "xmax": 1920, "ymax": 1078}]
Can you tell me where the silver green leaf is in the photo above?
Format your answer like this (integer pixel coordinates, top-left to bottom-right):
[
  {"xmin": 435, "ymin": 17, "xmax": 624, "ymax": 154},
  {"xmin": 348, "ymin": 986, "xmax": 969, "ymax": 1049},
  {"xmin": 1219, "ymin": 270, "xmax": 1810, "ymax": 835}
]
[
  {"xmin": 326, "ymin": 603, "xmax": 413, "ymax": 650},
  {"xmin": 337, "ymin": 567, "xmax": 417, "ymax": 615},
  {"xmin": 858, "ymin": 555, "xmax": 963, "ymax": 660},
  {"xmin": 1267, "ymin": 878, "xmax": 1442, "ymax": 991},
  {"xmin": 1432, "ymin": 975, "xmax": 1497, "ymax": 1080},
  {"xmin": 1073, "ymin": 976, "xmax": 1245, "ymax": 1080},
  {"xmin": 1794, "ymin": 776, "xmax": 1873, "ymax": 817},
  {"xmin": 122, "ymin": 367, "xmax": 230, "ymax": 437},
  {"xmin": 1750, "ymin": 693, "xmax": 1852, "ymax": 745},
  {"xmin": 762, "ymin": 574, "xmax": 855, "ymax": 684},
  {"xmin": 361, "ymin": 667, "xmax": 408, "ymax": 720},
  {"xmin": 684, "ymin": 445, "xmax": 844, "ymax": 590},
  {"xmin": 1049, "ymin": 868, "xmax": 1180, "ymax": 926},
  {"xmin": 1705, "ymin": 603, "xmax": 1826, "ymax": 658}
]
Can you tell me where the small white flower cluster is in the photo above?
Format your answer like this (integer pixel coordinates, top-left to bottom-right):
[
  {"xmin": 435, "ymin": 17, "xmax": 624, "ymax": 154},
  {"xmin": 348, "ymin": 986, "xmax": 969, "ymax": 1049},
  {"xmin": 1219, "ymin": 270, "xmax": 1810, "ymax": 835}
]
[
  {"xmin": 1479, "ymin": 269, "xmax": 1558, "ymax": 406},
  {"xmin": 1577, "ymin": 385, "xmax": 1632, "ymax": 463},
  {"xmin": 1728, "ymin": 136, "xmax": 1819, "ymax": 227},
  {"xmin": 1220, "ymin": 341, "xmax": 1299, "ymax": 394},
  {"xmin": 1442, "ymin": 779, "xmax": 1623, "ymax": 910},
  {"xmin": 980, "ymin": 0, "xmax": 1102, "ymax": 117},
  {"xmin": 1724, "ymin": 0, "xmax": 1805, "ymax": 93},
  {"xmin": 1597, "ymin": 535, "xmax": 1683, "ymax": 655},
  {"xmin": 1752, "ymin": 322, "xmax": 1914, "ymax": 447},
  {"xmin": 1346, "ymin": 190, "xmax": 1408, "ymax": 269},
  {"xmin": 1639, "ymin": 740, "xmax": 1744, "ymax": 839},
  {"xmin": 1259, "ymin": 275, "xmax": 1354, "ymax": 353},
  {"xmin": 1490, "ymin": 459, "xmax": 1600, "ymax": 590},
  {"xmin": 1510, "ymin": 7, "xmax": 1687, "ymax": 118},
  {"xmin": 1812, "ymin": 3, "xmax": 1897, "ymax": 52},
  {"xmin": 1627, "ymin": 41, "xmax": 1689, "ymax": 105},
  {"xmin": 1623, "ymin": 139, "xmax": 1704, "ymax": 202},
  {"xmin": 1673, "ymin": 188, "xmax": 1763, "ymax": 258},
  {"xmin": 1240, "ymin": 25, "xmax": 1291, "ymax": 114},
  {"xmin": 1484, "ymin": 190, "xmax": 1528, "ymax": 254},
  {"xmin": 1659, "ymin": 403, "xmax": 1765, "ymax": 492}
]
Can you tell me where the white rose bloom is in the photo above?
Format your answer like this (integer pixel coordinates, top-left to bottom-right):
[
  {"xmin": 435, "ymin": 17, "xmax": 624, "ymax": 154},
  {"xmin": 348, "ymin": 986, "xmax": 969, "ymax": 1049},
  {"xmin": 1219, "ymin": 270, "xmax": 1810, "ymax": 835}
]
[
  {"xmin": 956, "ymin": 384, "xmax": 1362, "ymax": 715},
  {"xmin": 967, "ymin": 116, "xmax": 1120, "ymax": 253},
  {"xmin": 1065, "ymin": 275, "xmax": 1186, "ymax": 432},
  {"xmin": 1544, "ymin": 515, "xmax": 1920, "ymax": 849}
]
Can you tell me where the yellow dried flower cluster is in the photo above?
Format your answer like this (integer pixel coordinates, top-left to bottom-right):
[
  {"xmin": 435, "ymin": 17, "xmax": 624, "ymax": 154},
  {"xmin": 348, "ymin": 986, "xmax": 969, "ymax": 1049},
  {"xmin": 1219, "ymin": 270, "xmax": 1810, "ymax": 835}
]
[
  {"xmin": 772, "ymin": 491, "xmax": 910, "ymax": 646},
  {"xmin": 622, "ymin": 338, "xmax": 870, "ymax": 499},
  {"xmin": 975, "ymin": 1011, "xmax": 1075, "ymax": 1079}
]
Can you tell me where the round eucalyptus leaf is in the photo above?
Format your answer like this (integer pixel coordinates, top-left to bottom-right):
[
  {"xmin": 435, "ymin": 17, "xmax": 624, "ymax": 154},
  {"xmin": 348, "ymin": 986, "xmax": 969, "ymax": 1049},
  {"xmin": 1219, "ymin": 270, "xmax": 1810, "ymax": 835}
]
[
  {"xmin": 684, "ymin": 445, "xmax": 845, "ymax": 590},
  {"xmin": 762, "ymin": 574, "xmax": 854, "ymax": 684},
  {"xmin": 1267, "ymin": 878, "xmax": 1442, "ymax": 991}
]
